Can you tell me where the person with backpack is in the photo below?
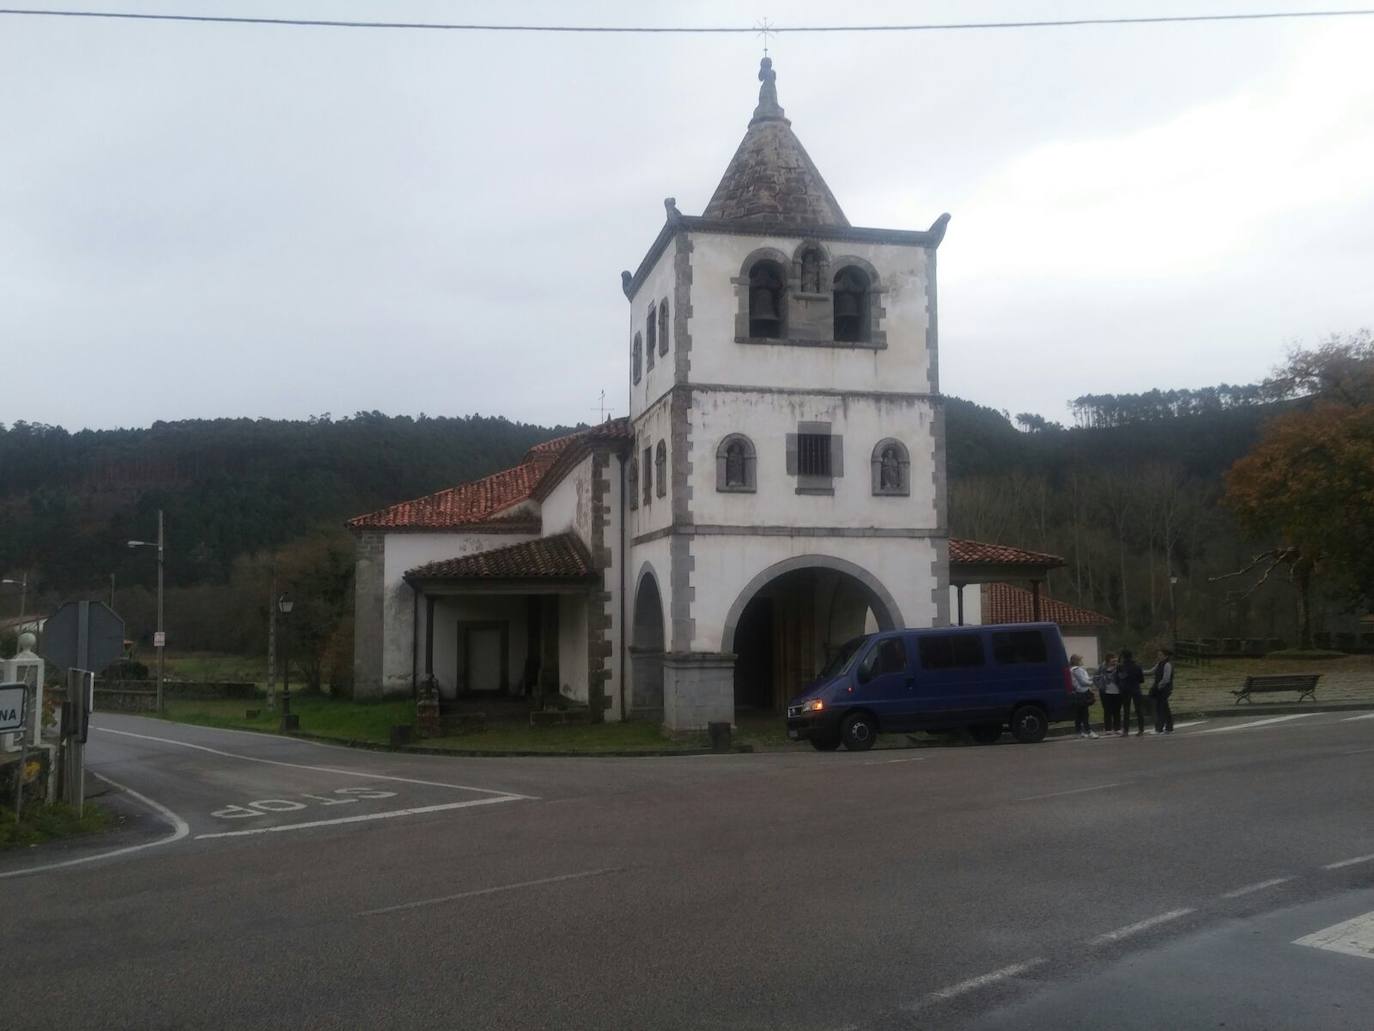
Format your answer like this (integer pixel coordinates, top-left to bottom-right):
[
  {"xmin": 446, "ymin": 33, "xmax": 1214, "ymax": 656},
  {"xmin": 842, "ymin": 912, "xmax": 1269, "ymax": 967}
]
[
  {"xmin": 1116, "ymin": 649, "xmax": 1147, "ymax": 737},
  {"xmin": 1149, "ymin": 647, "xmax": 1175, "ymax": 734},
  {"xmin": 1096, "ymin": 653, "xmax": 1121, "ymax": 735},
  {"xmin": 1069, "ymin": 653, "xmax": 1098, "ymax": 738}
]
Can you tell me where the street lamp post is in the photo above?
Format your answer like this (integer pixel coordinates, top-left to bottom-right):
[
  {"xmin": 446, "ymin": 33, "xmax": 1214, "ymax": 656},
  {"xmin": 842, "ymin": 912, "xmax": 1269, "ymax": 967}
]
[
  {"xmin": 277, "ymin": 592, "xmax": 297, "ymax": 732},
  {"xmin": 1169, "ymin": 574, "xmax": 1180, "ymax": 648},
  {"xmin": 128, "ymin": 510, "xmax": 165, "ymax": 711}
]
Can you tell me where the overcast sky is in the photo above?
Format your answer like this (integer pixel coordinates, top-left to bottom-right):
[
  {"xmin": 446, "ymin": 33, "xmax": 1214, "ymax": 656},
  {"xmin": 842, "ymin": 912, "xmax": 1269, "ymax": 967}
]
[{"xmin": 3, "ymin": 0, "xmax": 1371, "ymax": 431}]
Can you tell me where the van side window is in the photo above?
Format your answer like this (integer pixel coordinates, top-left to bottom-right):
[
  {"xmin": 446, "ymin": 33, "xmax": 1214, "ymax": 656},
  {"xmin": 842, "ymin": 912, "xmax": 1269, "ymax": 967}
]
[
  {"xmin": 861, "ymin": 638, "xmax": 907, "ymax": 678},
  {"xmin": 918, "ymin": 634, "xmax": 985, "ymax": 669},
  {"xmin": 991, "ymin": 630, "xmax": 1049, "ymax": 664}
]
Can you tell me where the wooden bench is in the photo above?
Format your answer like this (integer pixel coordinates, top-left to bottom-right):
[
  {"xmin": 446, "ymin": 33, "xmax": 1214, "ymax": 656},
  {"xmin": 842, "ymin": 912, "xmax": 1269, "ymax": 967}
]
[{"xmin": 1231, "ymin": 673, "xmax": 1320, "ymax": 704}]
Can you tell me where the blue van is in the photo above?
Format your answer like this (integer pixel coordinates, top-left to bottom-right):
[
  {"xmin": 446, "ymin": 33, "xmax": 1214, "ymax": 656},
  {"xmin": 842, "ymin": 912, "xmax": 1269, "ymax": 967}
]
[{"xmin": 784, "ymin": 623, "xmax": 1073, "ymax": 750}]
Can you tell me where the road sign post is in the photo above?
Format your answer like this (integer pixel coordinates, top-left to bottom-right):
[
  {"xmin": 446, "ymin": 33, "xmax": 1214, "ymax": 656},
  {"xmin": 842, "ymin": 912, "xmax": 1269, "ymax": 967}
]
[{"xmin": 2, "ymin": 681, "xmax": 30, "ymax": 824}]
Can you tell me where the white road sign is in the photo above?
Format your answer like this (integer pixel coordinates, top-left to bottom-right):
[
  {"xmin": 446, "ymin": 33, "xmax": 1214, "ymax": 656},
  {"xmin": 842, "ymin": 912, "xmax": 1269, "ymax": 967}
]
[
  {"xmin": 153, "ymin": 631, "xmax": 166, "ymax": 648},
  {"xmin": 0, "ymin": 682, "xmax": 27, "ymax": 733}
]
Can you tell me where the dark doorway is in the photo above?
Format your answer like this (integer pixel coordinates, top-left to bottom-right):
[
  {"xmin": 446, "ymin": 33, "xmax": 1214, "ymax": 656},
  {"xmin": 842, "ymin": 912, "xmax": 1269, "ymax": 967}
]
[
  {"xmin": 631, "ymin": 573, "xmax": 666, "ymax": 715},
  {"xmin": 733, "ymin": 596, "xmax": 774, "ymax": 711}
]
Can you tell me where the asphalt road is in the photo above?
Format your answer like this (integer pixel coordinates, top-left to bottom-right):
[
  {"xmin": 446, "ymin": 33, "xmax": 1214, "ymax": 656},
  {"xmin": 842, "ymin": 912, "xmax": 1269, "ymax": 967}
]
[{"xmin": 3, "ymin": 710, "xmax": 1372, "ymax": 1030}]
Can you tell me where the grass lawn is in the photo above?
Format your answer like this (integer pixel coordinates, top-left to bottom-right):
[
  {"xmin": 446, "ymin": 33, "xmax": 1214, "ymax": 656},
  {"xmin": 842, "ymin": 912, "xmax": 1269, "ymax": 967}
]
[
  {"xmin": 0, "ymin": 801, "xmax": 110, "ymax": 850},
  {"xmin": 155, "ymin": 652, "xmax": 266, "ymax": 685},
  {"xmin": 161, "ymin": 695, "xmax": 414, "ymax": 744},
  {"xmin": 1169, "ymin": 654, "xmax": 1374, "ymax": 711}
]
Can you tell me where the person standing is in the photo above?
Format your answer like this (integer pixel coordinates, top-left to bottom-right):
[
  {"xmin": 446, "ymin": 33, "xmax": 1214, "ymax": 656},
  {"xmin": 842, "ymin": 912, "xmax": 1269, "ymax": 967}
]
[
  {"xmin": 1117, "ymin": 649, "xmax": 1146, "ymax": 737},
  {"xmin": 1097, "ymin": 653, "xmax": 1121, "ymax": 735},
  {"xmin": 1070, "ymin": 654, "xmax": 1098, "ymax": 738},
  {"xmin": 1150, "ymin": 648, "xmax": 1175, "ymax": 734}
]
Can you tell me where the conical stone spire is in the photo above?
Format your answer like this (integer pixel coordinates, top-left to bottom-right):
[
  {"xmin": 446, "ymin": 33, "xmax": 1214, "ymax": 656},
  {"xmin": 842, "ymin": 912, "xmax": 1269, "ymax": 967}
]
[{"xmin": 702, "ymin": 58, "xmax": 849, "ymax": 229}]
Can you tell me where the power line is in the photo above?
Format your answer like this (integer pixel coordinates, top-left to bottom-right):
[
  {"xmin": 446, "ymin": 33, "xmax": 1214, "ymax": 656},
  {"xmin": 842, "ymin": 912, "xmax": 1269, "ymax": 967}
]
[{"xmin": 1, "ymin": 7, "xmax": 1373, "ymax": 34}]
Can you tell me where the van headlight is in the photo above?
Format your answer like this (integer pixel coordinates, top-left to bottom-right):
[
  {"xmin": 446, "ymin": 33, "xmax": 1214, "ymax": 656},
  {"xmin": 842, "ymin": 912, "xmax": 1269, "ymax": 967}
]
[{"xmin": 805, "ymin": 699, "xmax": 824, "ymax": 712}]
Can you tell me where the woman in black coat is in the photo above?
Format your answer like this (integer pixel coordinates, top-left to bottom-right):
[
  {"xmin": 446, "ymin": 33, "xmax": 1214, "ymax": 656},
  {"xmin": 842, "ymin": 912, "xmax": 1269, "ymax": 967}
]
[{"xmin": 1116, "ymin": 649, "xmax": 1147, "ymax": 737}]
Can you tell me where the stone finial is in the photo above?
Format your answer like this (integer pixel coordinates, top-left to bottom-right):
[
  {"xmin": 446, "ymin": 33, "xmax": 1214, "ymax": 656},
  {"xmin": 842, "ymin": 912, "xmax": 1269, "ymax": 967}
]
[
  {"xmin": 664, "ymin": 197, "xmax": 681, "ymax": 221},
  {"xmin": 620, "ymin": 270, "xmax": 634, "ymax": 297},
  {"xmin": 750, "ymin": 56, "xmax": 787, "ymax": 125}
]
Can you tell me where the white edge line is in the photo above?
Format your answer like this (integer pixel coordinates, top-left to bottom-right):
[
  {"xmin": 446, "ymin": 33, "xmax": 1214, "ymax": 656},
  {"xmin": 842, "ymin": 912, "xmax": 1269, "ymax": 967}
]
[
  {"xmin": 1221, "ymin": 876, "xmax": 1293, "ymax": 899},
  {"xmin": 915, "ymin": 959, "xmax": 1047, "ymax": 1006},
  {"xmin": 1087, "ymin": 908, "xmax": 1195, "ymax": 946},
  {"xmin": 1324, "ymin": 853, "xmax": 1374, "ymax": 870},
  {"xmin": 1341, "ymin": 712, "xmax": 1374, "ymax": 722},
  {"xmin": 360, "ymin": 866, "xmax": 621, "ymax": 915},
  {"xmin": 1019, "ymin": 782, "xmax": 1123, "ymax": 801},
  {"xmin": 1197, "ymin": 713, "xmax": 1322, "ymax": 734},
  {"xmin": 94, "ymin": 726, "xmax": 537, "ymax": 798},
  {"xmin": 196, "ymin": 794, "xmax": 523, "ymax": 839},
  {"xmin": 0, "ymin": 771, "xmax": 189, "ymax": 879}
]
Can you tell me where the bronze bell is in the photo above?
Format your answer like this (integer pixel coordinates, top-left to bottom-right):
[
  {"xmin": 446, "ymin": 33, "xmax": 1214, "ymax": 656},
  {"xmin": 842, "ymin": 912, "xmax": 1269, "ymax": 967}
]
[{"xmin": 751, "ymin": 287, "xmax": 780, "ymax": 321}]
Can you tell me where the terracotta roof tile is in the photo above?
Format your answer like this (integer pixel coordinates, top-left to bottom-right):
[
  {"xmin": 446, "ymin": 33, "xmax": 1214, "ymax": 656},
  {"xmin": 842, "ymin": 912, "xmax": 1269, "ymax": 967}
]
[
  {"xmin": 406, "ymin": 533, "xmax": 594, "ymax": 581},
  {"xmin": 347, "ymin": 463, "xmax": 546, "ymax": 531},
  {"xmin": 983, "ymin": 582, "xmax": 1113, "ymax": 628},
  {"xmin": 949, "ymin": 538, "xmax": 1066, "ymax": 568}
]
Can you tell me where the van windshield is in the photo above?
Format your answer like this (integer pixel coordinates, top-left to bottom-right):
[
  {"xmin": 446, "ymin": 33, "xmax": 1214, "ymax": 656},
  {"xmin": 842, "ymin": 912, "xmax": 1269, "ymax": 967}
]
[{"xmin": 818, "ymin": 637, "xmax": 867, "ymax": 680}]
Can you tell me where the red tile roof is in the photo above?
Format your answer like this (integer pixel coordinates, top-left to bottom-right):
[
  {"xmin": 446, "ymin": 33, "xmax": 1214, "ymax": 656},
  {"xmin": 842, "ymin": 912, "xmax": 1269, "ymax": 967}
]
[
  {"xmin": 405, "ymin": 533, "xmax": 594, "ymax": 581},
  {"xmin": 350, "ymin": 420, "xmax": 631, "ymax": 532},
  {"xmin": 983, "ymin": 582, "xmax": 1113, "ymax": 628},
  {"xmin": 949, "ymin": 538, "xmax": 1065, "ymax": 568}
]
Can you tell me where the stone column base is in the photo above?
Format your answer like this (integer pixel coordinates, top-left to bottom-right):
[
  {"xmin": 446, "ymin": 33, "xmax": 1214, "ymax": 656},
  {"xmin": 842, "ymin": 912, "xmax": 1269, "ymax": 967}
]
[{"xmin": 662, "ymin": 651, "xmax": 735, "ymax": 732}]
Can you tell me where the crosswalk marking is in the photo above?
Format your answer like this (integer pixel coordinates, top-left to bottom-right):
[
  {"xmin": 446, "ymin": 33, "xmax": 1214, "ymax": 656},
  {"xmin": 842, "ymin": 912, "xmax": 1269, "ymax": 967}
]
[{"xmin": 1293, "ymin": 910, "xmax": 1374, "ymax": 960}]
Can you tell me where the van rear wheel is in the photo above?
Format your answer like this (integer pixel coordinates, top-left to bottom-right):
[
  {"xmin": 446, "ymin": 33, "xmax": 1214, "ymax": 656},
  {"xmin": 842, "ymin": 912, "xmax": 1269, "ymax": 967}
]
[
  {"xmin": 841, "ymin": 712, "xmax": 877, "ymax": 752},
  {"xmin": 969, "ymin": 723, "xmax": 1002, "ymax": 745},
  {"xmin": 1010, "ymin": 704, "xmax": 1048, "ymax": 744}
]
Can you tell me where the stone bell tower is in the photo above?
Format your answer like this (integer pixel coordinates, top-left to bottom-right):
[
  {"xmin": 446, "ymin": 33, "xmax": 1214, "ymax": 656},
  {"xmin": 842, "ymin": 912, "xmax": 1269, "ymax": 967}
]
[{"xmin": 619, "ymin": 58, "xmax": 951, "ymax": 730}]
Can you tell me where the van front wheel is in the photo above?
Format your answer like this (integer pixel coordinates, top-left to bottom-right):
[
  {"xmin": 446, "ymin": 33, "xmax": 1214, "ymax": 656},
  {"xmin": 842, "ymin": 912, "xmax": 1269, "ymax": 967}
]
[
  {"xmin": 1010, "ymin": 704, "xmax": 1048, "ymax": 744},
  {"xmin": 841, "ymin": 712, "xmax": 878, "ymax": 752}
]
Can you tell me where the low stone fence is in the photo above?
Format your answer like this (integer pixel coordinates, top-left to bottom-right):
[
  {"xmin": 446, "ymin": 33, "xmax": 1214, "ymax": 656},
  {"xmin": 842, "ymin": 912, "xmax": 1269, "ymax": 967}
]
[{"xmin": 94, "ymin": 680, "xmax": 258, "ymax": 713}]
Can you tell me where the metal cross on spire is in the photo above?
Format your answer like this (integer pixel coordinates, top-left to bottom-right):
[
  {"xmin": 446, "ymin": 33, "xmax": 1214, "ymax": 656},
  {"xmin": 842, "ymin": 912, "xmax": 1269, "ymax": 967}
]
[{"xmin": 755, "ymin": 16, "xmax": 775, "ymax": 57}]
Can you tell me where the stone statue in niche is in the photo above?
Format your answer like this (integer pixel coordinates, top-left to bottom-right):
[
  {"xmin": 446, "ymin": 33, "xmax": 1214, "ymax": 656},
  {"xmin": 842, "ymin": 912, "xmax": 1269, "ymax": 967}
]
[
  {"xmin": 725, "ymin": 441, "xmax": 746, "ymax": 487},
  {"xmin": 880, "ymin": 446, "xmax": 902, "ymax": 490},
  {"xmin": 800, "ymin": 249, "xmax": 821, "ymax": 294}
]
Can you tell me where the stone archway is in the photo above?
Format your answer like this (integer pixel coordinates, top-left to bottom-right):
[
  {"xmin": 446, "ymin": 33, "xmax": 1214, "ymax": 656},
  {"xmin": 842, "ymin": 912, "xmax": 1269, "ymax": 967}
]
[
  {"xmin": 722, "ymin": 556, "xmax": 903, "ymax": 713},
  {"xmin": 630, "ymin": 565, "xmax": 666, "ymax": 717}
]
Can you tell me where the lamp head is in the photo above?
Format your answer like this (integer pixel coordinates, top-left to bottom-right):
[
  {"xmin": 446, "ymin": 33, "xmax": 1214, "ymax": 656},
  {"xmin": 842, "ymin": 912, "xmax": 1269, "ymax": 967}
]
[{"xmin": 277, "ymin": 593, "xmax": 294, "ymax": 615}]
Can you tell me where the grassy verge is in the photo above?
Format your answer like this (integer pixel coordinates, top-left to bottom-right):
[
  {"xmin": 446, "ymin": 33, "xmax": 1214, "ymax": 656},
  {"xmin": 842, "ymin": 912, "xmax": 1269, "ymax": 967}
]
[
  {"xmin": 423, "ymin": 721, "xmax": 710, "ymax": 753},
  {"xmin": 0, "ymin": 802, "xmax": 110, "ymax": 850},
  {"xmin": 161, "ymin": 696, "xmax": 414, "ymax": 745}
]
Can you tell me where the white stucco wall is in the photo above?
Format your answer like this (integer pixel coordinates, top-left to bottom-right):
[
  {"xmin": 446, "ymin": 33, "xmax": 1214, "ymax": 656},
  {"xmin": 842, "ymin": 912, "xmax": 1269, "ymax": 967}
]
[
  {"xmin": 558, "ymin": 593, "xmax": 589, "ymax": 704},
  {"xmin": 541, "ymin": 452, "xmax": 594, "ymax": 549},
  {"xmin": 628, "ymin": 243, "xmax": 677, "ymax": 420},
  {"xmin": 379, "ymin": 530, "xmax": 537, "ymax": 694},
  {"xmin": 1064, "ymin": 633, "xmax": 1101, "ymax": 669},
  {"xmin": 430, "ymin": 595, "xmax": 531, "ymax": 697},
  {"xmin": 627, "ymin": 395, "xmax": 674, "ymax": 540}
]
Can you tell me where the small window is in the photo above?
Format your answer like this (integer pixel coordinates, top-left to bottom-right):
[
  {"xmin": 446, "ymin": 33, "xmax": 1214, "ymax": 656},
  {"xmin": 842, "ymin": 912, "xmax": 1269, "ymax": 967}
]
[
  {"xmin": 632, "ymin": 334, "xmax": 642, "ymax": 384},
  {"xmin": 748, "ymin": 260, "xmax": 785, "ymax": 339},
  {"xmin": 658, "ymin": 298, "xmax": 670, "ymax": 356},
  {"xmin": 646, "ymin": 304, "xmax": 656, "ymax": 370},
  {"xmin": 833, "ymin": 266, "xmax": 870, "ymax": 342},
  {"xmin": 992, "ymin": 631, "xmax": 1049, "ymax": 665},
  {"xmin": 716, "ymin": 434, "xmax": 756, "ymax": 493},
  {"xmin": 642, "ymin": 446, "xmax": 653, "ymax": 505},
  {"xmin": 918, "ymin": 634, "xmax": 985, "ymax": 670},
  {"xmin": 655, "ymin": 440, "xmax": 667, "ymax": 498},
  {"xmin": 860, "ymin": 637, "xmax": 907, "ymax": 680},
  {"xmin": 797, "ymin": 433, "xmax": 831, "ymax": 477},
  {"xmin": 628, "ymin": 456, "xmax": 639, "ymax": 511}
]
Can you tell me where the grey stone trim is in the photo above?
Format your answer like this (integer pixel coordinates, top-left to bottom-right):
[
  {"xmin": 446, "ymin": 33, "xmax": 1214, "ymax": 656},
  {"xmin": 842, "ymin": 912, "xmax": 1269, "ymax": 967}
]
[
  {"xmin": 795, "ymin": 486, "xmax": 834, "ymax": 496},
  {"xmin": 690, "ymin": 383, "xmax": 933, "ymax": 402},
  {"xmin": 720, "ymin": 555, "xmax": 905, "ymax": 654},
  {"xmin": 733, "ymin": 335, "xmax": 886, "ymax": 351},
  {"xmin": 670, "ymin": 389, "xmax": 693, "ymax": 524},
  {"xmin": 931, "ymin": 398, "xmax": 948, "ymax": 533},
  {"xmin": 672, "ymin": 233, "xmax": 694, "ymax": 385},
  {"xmin": 714, "ymin": 433, "xmax": 757, "ymax": 493},
  {"xmin": 925, "ymin": 244, "xmax": 940, "ymax": 394},
  {"xmin": 351, "ymin": 530, "xmax": 385, "ymax": 698},
  {"xmin": 634, "ymin": 525, "xmax": 944, "ymax": 545},
  {"xmin": 585, "ymin": 450, "xmax": 612, "ymax": 720},
  {"xmin": 871, "ymin": 437, "xmax": 912, "ymax": 497},
  {"xmin": 669, "ymin": 533, "xmax": 695, "ymax": 652},
  {"xmin": 931, "ymin": 535, "xmax": 951, "ymax": 627}
]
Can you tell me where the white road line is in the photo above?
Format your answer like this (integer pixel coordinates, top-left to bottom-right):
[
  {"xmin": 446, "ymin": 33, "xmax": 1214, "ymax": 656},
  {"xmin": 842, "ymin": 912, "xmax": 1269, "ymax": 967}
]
[
  {"xmin": 1293, "ymin": 910, "xmax": 1374, "ymax": 960},
  {"xmin": 0, "ymin": 772, "xmax": 189, "ymax": 879},
  {"xmin": 1019, "ymin": 782, "xmax": 1123, "ymax": 802},
  {"xmin": 914, "ymin": 959, "xmax": 1047, "ymax": 1006},
  {"xmin": 1324, "ymin": 854, "xmax": 1374, "ymax": 870},
  {"xmin": 195, "ymin": 794, "xmax": 522, "ymax": 839},
  {"xmin": 1342, "ymin": 712, "xmax": 1374, "ymax": 722},
  {"xmin": 862, "ymin": 756, "xmax": 928, "ymax": 766},
  {"xmin": 359, "ymin": 866, "xmax": 621, "ymax": 915},
  {"xmin": 1087, "ymin": 908, "xmax": 1195, "ymax": 946},
  {"xmin": 1197, "ymin": 713, "xmax": 1322, "ymax": 735},
  {"xmin": 1221, "ymin": 876, "xmax": 1294, "ymax": 899},
  {"xmin": 94, "ymin": 726, "xmax": 536, "ymax": 798}
]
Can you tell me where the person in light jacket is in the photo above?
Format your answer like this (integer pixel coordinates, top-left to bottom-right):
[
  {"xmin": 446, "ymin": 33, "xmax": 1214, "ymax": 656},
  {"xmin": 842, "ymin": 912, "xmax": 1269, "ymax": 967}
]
[
  {"xmin": 1097, "ymin": 653, "xmax": 1121, "ymax": 734},
  {"xmin": 1070, "ymin": 654, "xmax": 1098, "ymax": 738},
  {"xmin": 1150, "ymin": 648, "xmax": 1175, "ymax": 734},
  {"xmin": 1116, "ymin": 649, "xmax": 1147, "ymax": 737}
]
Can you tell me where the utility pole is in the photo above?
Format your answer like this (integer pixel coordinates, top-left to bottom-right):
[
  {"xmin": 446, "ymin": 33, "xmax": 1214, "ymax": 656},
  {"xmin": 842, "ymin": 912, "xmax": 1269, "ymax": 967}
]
[
  {"xmin": 156, "ymin": 510, "xmax": 165, "ymax": 712},
  {"xmin": 266, "ymin": 573, "xmax": 277, "ymax": 710}
]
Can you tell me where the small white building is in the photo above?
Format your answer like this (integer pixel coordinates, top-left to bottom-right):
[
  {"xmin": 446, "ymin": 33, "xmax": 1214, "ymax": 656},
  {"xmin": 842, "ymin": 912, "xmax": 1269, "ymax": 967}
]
[{"xmin": 351, "ymin": 58, "xmax": 954, "ymax": 729}]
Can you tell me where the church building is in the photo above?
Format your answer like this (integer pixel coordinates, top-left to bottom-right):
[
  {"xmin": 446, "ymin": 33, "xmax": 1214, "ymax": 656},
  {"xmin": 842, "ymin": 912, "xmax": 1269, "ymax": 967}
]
[{"xmin": 349, "ymin": 58, "xmax": 956, "ymax": 730}]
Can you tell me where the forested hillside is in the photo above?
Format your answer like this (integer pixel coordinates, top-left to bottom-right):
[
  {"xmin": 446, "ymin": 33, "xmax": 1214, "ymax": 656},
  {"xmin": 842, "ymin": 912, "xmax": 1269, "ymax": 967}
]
[{"xmin": 0, "ymin": 389, "xmax": 1341, "ymax": 677}]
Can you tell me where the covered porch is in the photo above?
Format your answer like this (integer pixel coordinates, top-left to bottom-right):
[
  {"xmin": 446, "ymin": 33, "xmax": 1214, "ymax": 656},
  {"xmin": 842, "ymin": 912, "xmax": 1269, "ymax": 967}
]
[
  {"xmin": 948, "ymin": 538, "xmax": 1067, "ymax": 627},
  {"xmin": 404, "ymin": 534, "xmax": 601, "ymax": 711}
]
